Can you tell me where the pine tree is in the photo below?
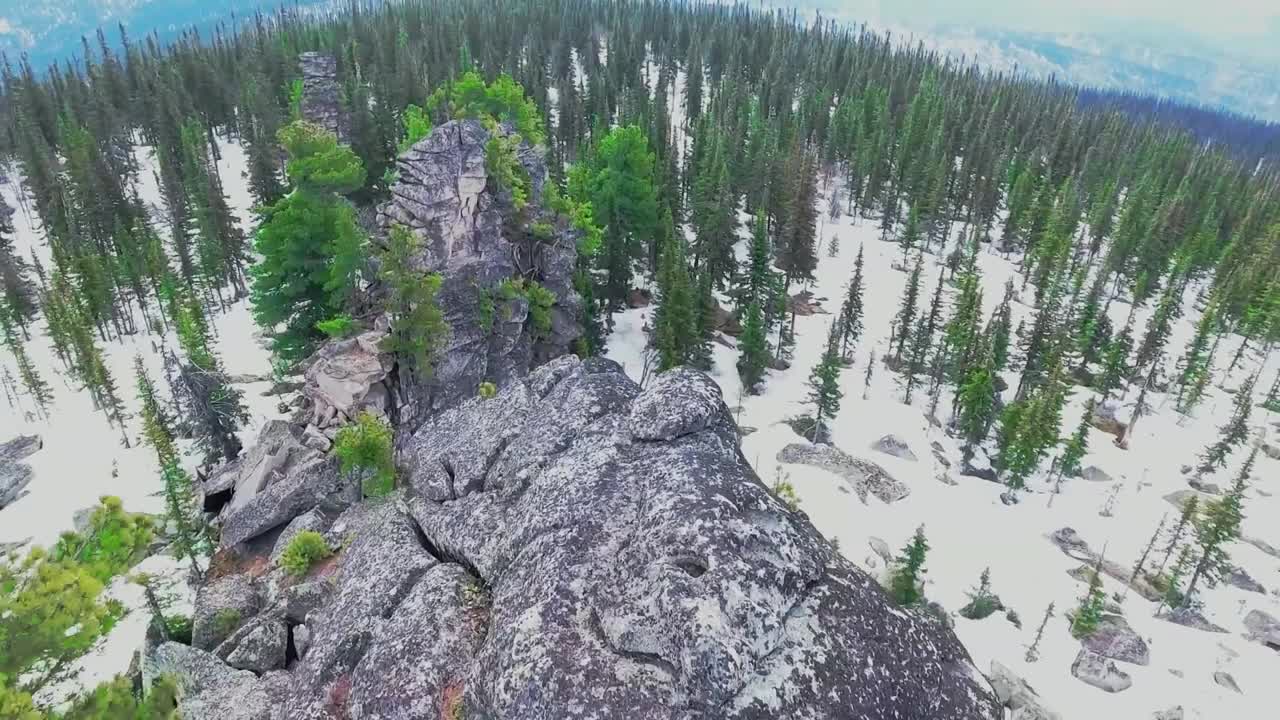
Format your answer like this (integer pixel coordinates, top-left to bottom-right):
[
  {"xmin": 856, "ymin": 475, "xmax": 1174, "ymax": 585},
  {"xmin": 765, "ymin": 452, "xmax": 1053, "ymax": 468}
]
[
  {"xmin": 1070, "ymin": 562, "xmax": 1107, "ymax": 638},
  {"xmin": 889, "ymin": 526, "xmax": 929, "ymax": 606},
  {"xmin": 737, "ymin": 299, "xmax": 768, "ymax": 392},
  {"xmin": 1196, "ymin": 369, "xmax": 1257, "ymax": 475},
  {"xmin": 1176, "ymin": 294, "xmax": 1219, "ymax": 413},
  {"xmin": 1154, "ymin": 496, "xmax": 1200, "ymax": 579},
  {"xmin": 251, "ymin": 120, "xmax": 367, "ymax": 363},
  {"xmin": 955, "ymin": 347, "xmax": 997, "ymax": 460},
  {"xmin": 175, "ymin": 291, "xmax": 247, "ymax": 464},
  {"xmin": 1095, "ymin": 323, "xmax": 1133, "ymax": 399},
  {"xmin": 1182, "ymin": 449, "xmax": 1254, "ymax": 604},
  {"xmin": 863, "ymin": 349, "xmax": 875, "ymax": 400},
  {"xmin": 837, "ymin": 244, "xmax": 866, "ymax": 361},
  {"xmin": 892, "ymin": 255, "xmax": 923, "ymax": 363},
  {"xmin": 904, "ymin": 269, "xmax": 944, "ymax": 403},
  {"xmin": 380, "ymin": 225, "xmax": 448, "ymax": 380},
  {"xmin": 988, "ymin": 281, "xmax": 1015, "ymax": 372},
  {"xmin": 1124, "ymin": 513, "xmax": 1168, "ymax": 600},
  {"xmin": 654, "ymin": 235, "xmax": 698, "ymax": 371},
  {"xmin": 898, "ymin": 205, "xmax": 922, "ymax": 267},
  {"xmin": 0, "ymin": 201, "xmax": 37, "ymax": 332},
  {"xmin": 1, "ymin": 316, "xmax": 53, "ymax": 418},
  {"xmin": 1024, "ymin": 602, "xmax": 1055, "ymax": 662},
  {"xmin": 806, "ymin": 325, "xmax": 843, "ymax": 440},
  {"xmin": 1057, "ymin": 398, "xmax": 1094, "ymax": 479},
  {"xmin": 775, "ymin": 146, "xmax": 818, "ymax": 290},
  {"xmin": 959, "ymin": 567, "xmax": 1000, "ymax": 620}
]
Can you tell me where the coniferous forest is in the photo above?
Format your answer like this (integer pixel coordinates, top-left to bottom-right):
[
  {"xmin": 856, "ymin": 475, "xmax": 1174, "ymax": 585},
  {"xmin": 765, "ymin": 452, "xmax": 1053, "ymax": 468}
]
[{"xmin": 1, "ymin": 0, "xmax": 1280, "ymax": 716}]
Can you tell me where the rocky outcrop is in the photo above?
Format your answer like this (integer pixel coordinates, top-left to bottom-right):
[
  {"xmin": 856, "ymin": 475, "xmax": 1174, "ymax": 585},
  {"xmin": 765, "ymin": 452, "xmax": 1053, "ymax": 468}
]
[
  {"xmin": 1082, "ymin": 614, "xmax": 1150, "ymax": 665},
  {"xmin": 1213, "ymin": 670, "xmax": 1242, "ymax": 694},
  {"xmin": 1090, "ymin": 400, "xmax": 1127, "ymax": 438},
  {"xmin": 872, "ymin": 433, "xmax": 918, "ymax": 461},
  {"xmin": 0, "ymin": 434, "xmax": 40, "ymax": 510},
  {"xmin": 778, "ymin": 442, "xmax": 911, "ymax": 503},
  {"xmin": 298, "ymin": 52, "xmax": 346, "ymax": 142},
  {"xmin": 159, "ymin": 358, "xmax": 998, "ymax": 719},
  {"xmin": 376, "ymin": 118, "xmax": 581, "ymax": 427},
  {"xmin": 1049, "ymin": 527, "xmax": 1162, "ymax": 601},
  {"xmin": 1158, "ymin": 606, "xmax": 1226, "ymax": 633},
  {"xmin": 1071, "ymin": 648, "xmax": 1132, "ymax": 692}
]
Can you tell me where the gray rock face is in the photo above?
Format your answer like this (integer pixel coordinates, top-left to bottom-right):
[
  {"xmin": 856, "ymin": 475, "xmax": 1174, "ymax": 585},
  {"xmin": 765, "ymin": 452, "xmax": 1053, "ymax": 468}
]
[
  {"xmin": 223, "ymin": 616, "xmax": 288, "ymax": 674},
  {"xmin": 301, "ymin": 321, "xmax": 394, "ymax": 430},
  {"xmin": 871, "ymin": 434, "xmax": 918, "ymax": 461},
  {"xmin": 192, "ymin": 574, "xmax": 263, "ymax": 651},
  {"xmin": 777, "ymin": 442, "xmax": 911, "ymax": 503},
  {"xmin": 162, "ymin": 360, "xmax": 997, "ymax": 719},
  {"xmin": 989, "ymin": 661, "xmax": 1061, "ymax": 720},
  {"xmin": 1071, "ymin": 648, "xmax": 1132, "ymax": 692},
  {"xmin": 376, "ymin": 119, "xmax": 581, "ymax": 427},
  {"xmin": 1083, "ymin": 614, "xmax": 1150, "ymax": 665},
  {"xmin": 298, "ymin": 53, "xmax": 346, "ymax": 142},
  {"xmin": 144, "ymin": 642, "xmax": 286, "ymax": 720},
  {"xmin": 0, "ymin": 434, "xmax": 41, "ymax": 509},
  {"xmin": 1243, "ymin": 609, "xmax": 1280, "ymax": 650}
]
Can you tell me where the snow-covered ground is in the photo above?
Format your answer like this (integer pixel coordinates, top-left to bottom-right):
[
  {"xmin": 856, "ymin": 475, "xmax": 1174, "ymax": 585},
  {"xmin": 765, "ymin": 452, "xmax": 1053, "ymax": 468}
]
[
  {"xmin": 607, "ymin": 182, "xmax": 1280, "ymax": 720},
  {"xmin": 0, "ymin": 136, "xmax": 285, "ymax": 703}
]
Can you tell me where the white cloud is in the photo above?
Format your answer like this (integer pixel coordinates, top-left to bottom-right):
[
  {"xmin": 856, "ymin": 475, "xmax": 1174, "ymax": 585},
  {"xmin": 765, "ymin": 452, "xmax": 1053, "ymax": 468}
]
[{"xmin": 0, "ymin": 18, "xmax": 12, "ymax": 35}]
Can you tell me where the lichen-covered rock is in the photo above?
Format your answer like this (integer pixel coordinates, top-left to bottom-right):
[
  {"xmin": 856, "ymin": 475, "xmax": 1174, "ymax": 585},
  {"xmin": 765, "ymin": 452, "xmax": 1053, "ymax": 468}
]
[
  {"xmin": 301, "ymin": 322, "xmax": 394, "ymax": 429},
  {"xmin": 1071, "ymin": 648, "xmax": 1132, "ymax": 692},
  {"xmin": 220, "ymin": 454, "xmax": 351, "ymax": 549},
  {"xmin": 224, "ymin": 616, "xmax": 288, "ymax": 673},
  {"xmin": 1083, "ymin": 614, "xmax": 1150, "ymax": 665},
  {"xmin": 871, "ymin": 434, "xmax": 918, "ymax": 461},
  {"xmin": 192, "ymin": 574, "xmax": 263, "ymax": 651},
  {"xmin": 0, "ymin": 434, "xmax": 40, "ymax": 509},
  {"xmin": 144, "ymin": 642, "xmax": 288, "ymax": 720},
  {"xmin": 298, "ymin": 52, "xmax": 346, "ymax": 142},
  {"xmin": 777, "ymin": 442, "xmax": 911, "ymax": 503},
  {"xmin": 165, "ymin": 358, "xmax": 997, "ymax": 719},
  {"xmin": 628, "ymin": 367, "xmax": 724, "ymax": 441},
  {"xmin": 376, "ymin": 118, "xmax": 581, "ymax": 425}
]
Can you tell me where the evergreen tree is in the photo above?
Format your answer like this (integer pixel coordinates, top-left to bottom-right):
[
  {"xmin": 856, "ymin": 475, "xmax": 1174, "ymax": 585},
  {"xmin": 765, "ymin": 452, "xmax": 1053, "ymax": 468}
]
[
  {"xmin": 805, "ymin": 325, "xmax": 844, "ymax": 440},
  {"xmin": 251, "ymin": 121, "xmax": 367, "ymax": 363},
  {"xmin": 1182, "ymin": 448, "xmax": 1254, "ymax": 604},
  {"xmin": 174, "ymin": 290, "xmax": 247, "ymax": 464},
  {"xmin": 1070, "ymin": 562, "xmax": 1107, "ymax": 638},
  {"xmin": 837, "ymin": 244, "xmax": 866, "ymax": 361},
  {"xmin": 955, "ymin": 346, "xmax": 998, "ymax": 460},
  {"xmin": 654, "ymin": 235, "xmax": 699, "ymax": 371},
  {"xmin": 0, "ymin": 316, "xmax": 53, "ymax": 418},
  {"xmin": 1196, "ymin": 370, "xmax": 1257, "ymax": 475},
  {"xmin": 892, "ymin": 255, "xmax": 923, "ymax": 363},
  {"xmin": 737, "ymin": 299, "xmax": 768, "ymax": 392},
  {"xmin": 380, "ymin": 225, "xmax": 448, "ymax": 380},
  {"xmin": 889, "ymin": 526, "xmax": 929, "ymax": 606},
  {"xmin": 1057, "ymin": 398, "xmax": 1094, "ymax": 479}
]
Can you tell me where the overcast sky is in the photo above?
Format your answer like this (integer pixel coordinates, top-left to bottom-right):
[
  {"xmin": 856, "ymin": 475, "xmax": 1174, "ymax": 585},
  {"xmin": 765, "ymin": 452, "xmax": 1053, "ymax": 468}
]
[{"xmin": 801, "ymin": 0, "xmax": 1280, "ymax": 59}]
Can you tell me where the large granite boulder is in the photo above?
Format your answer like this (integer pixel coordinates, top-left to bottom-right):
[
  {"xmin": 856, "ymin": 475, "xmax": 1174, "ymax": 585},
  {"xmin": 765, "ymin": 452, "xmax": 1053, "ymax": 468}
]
[
  {"xmin": 1083, "ymin": 614, "xmax": 1150, "ymax": 665},
  {"xmin": 777, "ymin": 442, "xmax": 911, "ymax": 503},
  {"xmin": 160, "ymin": 360, "xmax": 998, "ymax": 719},
  {"xmin": 0, "ymin": 434, "xmax": 40, "ymax": 510},
  {"xmin": 1244, "ymin": 609, "xmax": 1280, "ymax": 650},
  {"xmin": 301, "ymin": 321, "xmax": 394, "ymax": 430},
  {"xmin": 1071, "ymin": 648, "xmax": 1132, "ymax": 693},
  {"xmin": 989, "ymin": 661, "xmax": 1061, "ymax": 720}
]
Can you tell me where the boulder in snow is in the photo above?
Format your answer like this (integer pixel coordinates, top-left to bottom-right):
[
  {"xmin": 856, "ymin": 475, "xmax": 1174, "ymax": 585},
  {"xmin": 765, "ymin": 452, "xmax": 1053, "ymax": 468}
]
[
  {"xmin": 871, "ymin": 434, "xmax": 918, "ymax": 461},
  {"xmin": 989, "ymin": 661, "xmax": 1062, "ymax": 720},
  {"xmin": 1243, "ymin": 534, "xmax": 1280, "ymax": 559},
  {"xmin": 868, "ymin": 536, "xmax": 893, "ymax": 564},
  {"xmin": 1225, "ymin": 566, "xmax": 1265, "ymax": 594},
  {"xmin": 1213, "ymin": 670, "xmax": 1242, "ymax": 694},
  {"xmin": 0, "ymin": 434, "xmax": 41, "ymax": 510},
  {"xmin": 1090, "ymin": 400, "xmax": 1127, "ymax": 438},
  {"xmin": 1080, "ymin": 465, "xmax": 1113, "ymax": 483},
  {"xmin": 1050, "ymin": 527, "xmax": 1094, "ymax": 561},
  {"xmin": 777, "ymin": 442, "xmax": 910, "ymax": 503},
  {"xmin": 1070, "ymin": 648, "xmax": 1132, "ymax": 693},
  {"xmin": 1188, "ymin": 478, "xmax": 1222, "ymax": 495},
  {"xmin": 1082, "ymin": 614, "xmax": 1150, "ymax": 666},
  {"xmin": 1153, "ymin": 707, "xmax": 1184, "ymax": 720},
  {"xmin": 1259, "ymin": 441, "xmax": 1280, "ymax": 461},
  {"xmin": 1243, "ymin": 609, "xmax": 1280, "ymax": 650},
  {"xmin": 960, "ymin": 447, "xmax": 998, "ymax": 482},
  {"xmin": 1159, "ymin": 606, "xmax": 1227, "ymax": 633}
]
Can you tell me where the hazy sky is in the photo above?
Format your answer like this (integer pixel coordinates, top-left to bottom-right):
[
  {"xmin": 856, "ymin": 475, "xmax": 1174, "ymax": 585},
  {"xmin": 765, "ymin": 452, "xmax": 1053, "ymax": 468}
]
[{"xmin": 807, "ymin": 0, "xmax": 1280, "ymax": 58}]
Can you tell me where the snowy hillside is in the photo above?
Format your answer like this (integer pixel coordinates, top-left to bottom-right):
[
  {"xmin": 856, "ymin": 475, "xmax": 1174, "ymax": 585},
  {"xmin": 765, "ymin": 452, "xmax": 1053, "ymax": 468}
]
[
  {"xmin": 606, "ymin": 181, "xmax": 1280, "ymax": 720},
  {"xmin": 0, "ymin": 136, "xmax": 288, "ymax": 703}
]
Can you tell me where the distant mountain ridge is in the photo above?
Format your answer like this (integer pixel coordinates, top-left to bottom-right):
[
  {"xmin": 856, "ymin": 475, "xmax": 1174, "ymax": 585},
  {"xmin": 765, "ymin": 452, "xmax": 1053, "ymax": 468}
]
[{"xmin": 0, "ymin": 1, "xmax": 331, "ymax": 70}]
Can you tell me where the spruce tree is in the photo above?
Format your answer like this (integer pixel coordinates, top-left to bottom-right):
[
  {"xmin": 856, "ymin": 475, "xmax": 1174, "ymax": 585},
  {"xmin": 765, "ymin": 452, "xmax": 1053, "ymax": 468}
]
[
  {"xmin": 892, "ymin": 255, "xmax": 923, "ymax": 363},
  {"xmin": 1154, "ymin": 496, "xmax": 1199, "ymax": 579},
  {"xmin": 1196, "ymin": 369, "xmax": 1257, "ymax": 475},
  {"xmin": 805, "ymin": 325, "xmax": 843, "ymax": 441},
  {"xmin": 1070, "ymin": 563, "xmax": 1107, "ymax": 639},
  {"xmin": 737, "ymin": 299, "xmax": 768, "ymax": 392},
  {"xmin": 837, "ymin": 244, "xmax": 866, "ymax": 362},
  {"xmin": 889, "ymin": 526, "xmax": 929, "ymax": 606},
  {"xmin": 1182, "ymin": 448, "xmax": 1254, "ymax": 604},
  {"xmin": 955, "ymin": 347, "xmax": 997, "ymax": 460},
  {"xmin": 251, "ymin": 120, "xmax": 367, "ymax": 363},
  {"xmin": 654, "ymin": 235, "xmax": 698, "ymax": 371},
  {"xmin": 380, "ymin": 225, "xmax": 448, "ymax": 380}
]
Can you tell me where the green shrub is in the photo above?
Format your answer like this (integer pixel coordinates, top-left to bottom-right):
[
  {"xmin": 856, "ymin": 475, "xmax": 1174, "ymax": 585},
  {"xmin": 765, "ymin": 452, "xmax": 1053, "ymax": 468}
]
[
  {"xmin": 210, "ymin": 608, "xmax": 242, "ymax": 644},
  {"xmin": 772, "ymin": 480, "xmax": 800, "ymax": 511},
  {"xmin": 485, "ymin": 133, "xmax": 528, "ymax": 209},
  {"xmin": 397, "ymin": 104, "xmax": 432, "ymax": 154},
  {"xmin": 478, "ymin": 381, "xmax": 497, "ymax": 400},
  {"xmin": 280, "ymin": 531, "xmax": 333, "ymax": 577},
  {"xmin": 334, "ymin": 411, "xmax": 396, "ymax": 498},
  {"xmin": 316, "ymin": 315, "xmax": 359, "ymax": 338},
  {"xmin": 165, "ymin": 614, "xmax": 193, "ymax": 645},
  {"xmin": 530, "ymin": 221, "xmax": 555, "ymax": 241},
  {"xmin": 477, "ymin": 287, "xmax": 495, "ymax": 332}
]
